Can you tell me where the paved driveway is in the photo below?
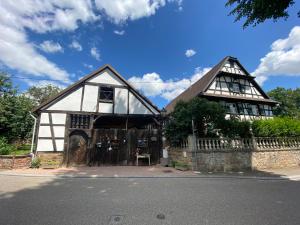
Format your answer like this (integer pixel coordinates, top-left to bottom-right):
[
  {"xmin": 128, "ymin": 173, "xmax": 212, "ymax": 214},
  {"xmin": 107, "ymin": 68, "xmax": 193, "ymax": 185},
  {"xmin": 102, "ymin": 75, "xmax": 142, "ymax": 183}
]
[{"xmin": 1, "ymin": 175, "xmax": 300, "ymax": 225}]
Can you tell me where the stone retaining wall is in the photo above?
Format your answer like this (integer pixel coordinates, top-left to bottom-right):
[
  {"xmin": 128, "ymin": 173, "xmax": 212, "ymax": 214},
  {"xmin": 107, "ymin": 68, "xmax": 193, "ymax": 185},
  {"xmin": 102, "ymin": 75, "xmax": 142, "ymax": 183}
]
[
  {"xmin": 168, "ymin": 147, "xmax": 300, "ymax": 172},
  {"xmin": 0, "ymin": 155, "xmax": 31, "ymax": 169},
  {"xmin": 37, "ymin": 152, "xmax": 64, "ymax": 168}
]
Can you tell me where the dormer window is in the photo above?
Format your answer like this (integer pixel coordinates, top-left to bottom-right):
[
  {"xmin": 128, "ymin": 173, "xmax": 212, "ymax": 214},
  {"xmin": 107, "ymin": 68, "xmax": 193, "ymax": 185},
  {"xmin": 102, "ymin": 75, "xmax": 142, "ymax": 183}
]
[{"xmin": 99, "ymin": 86, "xmax": 113, "ymax": 102}]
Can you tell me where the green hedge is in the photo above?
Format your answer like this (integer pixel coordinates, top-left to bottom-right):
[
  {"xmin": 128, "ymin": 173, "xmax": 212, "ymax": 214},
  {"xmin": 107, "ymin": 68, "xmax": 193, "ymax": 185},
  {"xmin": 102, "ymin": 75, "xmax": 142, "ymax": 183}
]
[{"xmin": 252, "ymin": 117, "xmax": 300, "ymax": 137}]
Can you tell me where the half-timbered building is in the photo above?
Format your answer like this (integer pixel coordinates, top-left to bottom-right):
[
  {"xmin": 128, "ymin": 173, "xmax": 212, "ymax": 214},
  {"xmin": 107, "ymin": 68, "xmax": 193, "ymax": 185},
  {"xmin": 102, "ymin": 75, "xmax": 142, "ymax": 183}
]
[
  {"xmin": 32, "ymin": 65, "xmax": 161, "ymax": 166},
  {"xmin": 165, "ymin": 56, "xmax": 277, "ymax": 120}
]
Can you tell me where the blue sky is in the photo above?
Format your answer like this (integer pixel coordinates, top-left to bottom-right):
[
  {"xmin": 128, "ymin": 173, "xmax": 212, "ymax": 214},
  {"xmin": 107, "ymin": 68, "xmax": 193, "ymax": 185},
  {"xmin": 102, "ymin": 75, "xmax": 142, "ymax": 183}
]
[{"xmin": 1, "ymin": 0, "xmax": 300, "ymax": 109}]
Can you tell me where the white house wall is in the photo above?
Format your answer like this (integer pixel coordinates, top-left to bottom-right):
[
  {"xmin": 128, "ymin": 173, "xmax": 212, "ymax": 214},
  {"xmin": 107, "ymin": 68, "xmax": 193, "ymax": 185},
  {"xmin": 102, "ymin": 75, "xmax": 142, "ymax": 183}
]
[
  {"xmin": 82, "ymin": 85, "xmax": 98, "ymax": 112},
  {"xmin": 36, "ymin": 112, "xmax": 66, "ymax": 152},
  {"xmin": 114, "ymin": 88, "xmax": 128, "ymax": 114},
  {"xmin": 40, "ymin": 113, "xmax": 49, "ymax": 123},
  {"xmin": 38, "ymin": 126, "xmax": 52, "ymax": 137},
  {"xmin": 88, "ymin": 69, "xmax": 125, "ymax": 86},
  {"xmin": 98, "ymin": 102, "xmax": 113, "ymax": 113},
  {"xmin": 206, "ymin": 76, "xmax": 264, "ymax": 100},
  {"xmin": 48, "ymin": 87, "xmax": 82, "ymax": 111},
  {"xmin": 51, "ymin": 113, "xmax": 66, "ymax": 124},
  {"xmin": 36, "ymin": 139, "xmax": 53, "ymax": 152},
  {"xmin": 129, "ymin": 92, "xmax": 152, "ymax": 115}
]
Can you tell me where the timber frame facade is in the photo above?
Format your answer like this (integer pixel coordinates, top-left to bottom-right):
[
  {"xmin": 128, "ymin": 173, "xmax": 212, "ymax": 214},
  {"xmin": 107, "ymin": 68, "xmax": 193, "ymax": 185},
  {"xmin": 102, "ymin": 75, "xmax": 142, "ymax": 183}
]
[
  {"xmin": 32, "ymin": 65, "xmax": 161, "ymax": 166},
  {"xmin": 165, "ymin": 56, "xmax": 278, "ymax": 120}
]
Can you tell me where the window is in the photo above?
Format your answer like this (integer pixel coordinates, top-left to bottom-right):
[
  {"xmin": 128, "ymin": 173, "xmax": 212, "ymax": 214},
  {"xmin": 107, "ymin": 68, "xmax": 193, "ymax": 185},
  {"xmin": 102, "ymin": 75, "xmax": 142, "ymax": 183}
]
[
  {"xmin": 70, "ymin": 114, "xmax": 90, "ymax": 129},
  {"xmin": 239, "ymin": 83, "xmax": 246, "ymax": 94},
  {"xmin": 99, "ymin": 86, "xmax": 113, "ymax": 102},
  {"xmin": 228, "ymin": 82, "xmax": 240, "ymax": 93}
]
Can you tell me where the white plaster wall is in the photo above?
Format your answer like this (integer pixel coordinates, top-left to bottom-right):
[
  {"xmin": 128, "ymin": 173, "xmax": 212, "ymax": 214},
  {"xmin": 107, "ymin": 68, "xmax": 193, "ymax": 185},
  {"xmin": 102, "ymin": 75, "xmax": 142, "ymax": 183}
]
[
  {"xmin": 129, "ymin": 92, "xmax": 152, "ymax": 115},
  {"xmin": 48, "ymin": 88, "xmax": 82, "ymax": 111},
  {"xmin": 40, "ymin": 113, "xmax": 49, "ymax": 123},
  {"xmin": 114, "ymin": 88, "xmax": 128, "ymax": 114},
  {"xmin": 82, "ymin": 85, "xmax": 98, "ymax": 112},
  {"xmin": 36, "ymin": 139, "xmax": 53, "ymax": 151},
  {"xmin": 88, "ymin": 69, "xmax": 124, "ymax": 86},
  {"xmin": 99, "ymin": 102, "xmax": 113, "ymax": 113},
  {"xmin": 51, "ymin": 113, "xmax": 66, "ymax": 124},
  {"xmin": 38, "ymin": 126, "xmax": 51, "ymax": 137},
  {"xmin": 55, "ymin": 139, "xmax": 64, "ymax": 151},
  {"xmin": 139, "ymin": 96, "xmax": 159, "ymax": 115},
  {"xmin": 53, "ymin": 126, "xmax": 65, "ymax": 138}
]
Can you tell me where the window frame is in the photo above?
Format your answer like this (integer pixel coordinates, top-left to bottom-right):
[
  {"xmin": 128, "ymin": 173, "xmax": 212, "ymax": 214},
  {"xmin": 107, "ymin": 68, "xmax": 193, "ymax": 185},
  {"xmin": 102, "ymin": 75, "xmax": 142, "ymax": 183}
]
[{"xmin": 99, "ymin": 86, "xmax": 114, "ymax": 103}]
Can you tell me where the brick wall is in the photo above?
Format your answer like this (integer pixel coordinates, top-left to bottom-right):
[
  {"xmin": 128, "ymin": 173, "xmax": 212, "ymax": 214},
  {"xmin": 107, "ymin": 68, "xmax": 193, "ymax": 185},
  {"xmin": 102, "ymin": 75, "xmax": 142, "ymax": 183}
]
[{"xmin": 0, "ymin": 155, "xmax": 31, "ymax": 169}]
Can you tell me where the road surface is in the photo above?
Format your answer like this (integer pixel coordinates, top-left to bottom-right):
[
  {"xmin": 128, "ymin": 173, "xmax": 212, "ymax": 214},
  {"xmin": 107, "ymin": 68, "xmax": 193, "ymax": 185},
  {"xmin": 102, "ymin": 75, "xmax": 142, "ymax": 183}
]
[{"xmin": 0, "ymin": 175, "xmax": 300, "ymax": 225}]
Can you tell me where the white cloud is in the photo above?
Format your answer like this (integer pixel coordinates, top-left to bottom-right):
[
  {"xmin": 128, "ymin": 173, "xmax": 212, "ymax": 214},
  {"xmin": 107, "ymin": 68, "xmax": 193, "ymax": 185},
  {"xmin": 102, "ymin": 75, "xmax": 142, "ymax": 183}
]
[
  {"xmin": 253, "ymin": 26, "xmax": 300, "ymax": 85},
  {"xmin": 129, "ymin": 67, "xmax": 211, "ymax": 101},
  {"xmin": 185, "ymin": 49, "xmax": 196, "ymax": 58},
  {"xmin": 69, "ymin": 40, "xmax": 82, "ymax": 51},
  {"xmin": 95, "ymin": 0, "xmax": 181, "ymax": 24},
  {"xmin": 90, "ymin": 47, "xmax": 101, "ymax": 61},
  {"xmin": 39, "ymin": 40, "xmax": 63, "ymax": 53},
  {"xmin": 83, "ymin": 63, "xmax": 94, "ymax": 70},
  {"xmin": 0, "ymin": 0, "xmax": 99, "ymax": 85},
  {"xmin": 114, "ymin": 30, "xmax": 125, "ymax": 35}
]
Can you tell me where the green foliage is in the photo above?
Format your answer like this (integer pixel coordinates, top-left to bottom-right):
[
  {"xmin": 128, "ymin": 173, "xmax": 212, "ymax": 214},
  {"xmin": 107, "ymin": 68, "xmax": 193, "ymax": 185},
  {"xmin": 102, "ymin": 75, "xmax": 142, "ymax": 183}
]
[
  {"xmin": 252, "ymin": 117, "xmax": 300, "ymax": 137},
  {"xmin": 165, "ymin": 98, "xmax": 227, "ymax": 144},
  {"xmin": 268, "ymin": 87, "xmax": 300, "ymax": 118},
  {"xmin": 165, "ymin": 98, "xmax": 252, "ymax": 145},
  {"xmin": 222, "ymin": 119, "xmax": 252, "ymax": 138},
  {"xmin": 31, "ymin": 157, "xmax": 41, "ymax": 168},
  {"xmin": 26, "ymin": 84, "xmax": 62, "ymax": 106},
  {"xmin": 226, "ymin": 0, "xmax": 297, "ymax": 28},
  {"xmin": 0, "ymin": 72, "xmax": 62, "ymax": 142},
  {"xmin": 0, "ymin": 137, "xmax": 16, "ymax": 155},
  {"xmin": 0, "ymin": 92, "xmax": 35, "ymax": 140}
]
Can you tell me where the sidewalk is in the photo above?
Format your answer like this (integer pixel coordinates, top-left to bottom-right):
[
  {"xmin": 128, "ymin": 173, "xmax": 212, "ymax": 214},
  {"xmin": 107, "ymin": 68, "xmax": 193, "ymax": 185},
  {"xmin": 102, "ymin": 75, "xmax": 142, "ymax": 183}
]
[{"xmin": 1, "ymin": 166, "xmax": 300, "ymax": 180}]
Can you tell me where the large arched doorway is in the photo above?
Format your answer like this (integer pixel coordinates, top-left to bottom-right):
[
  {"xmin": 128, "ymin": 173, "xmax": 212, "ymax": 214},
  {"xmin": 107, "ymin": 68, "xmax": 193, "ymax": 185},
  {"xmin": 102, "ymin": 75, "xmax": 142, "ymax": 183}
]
[{"xmin": 68, "ymin": 130, "xmax": 89, "ymax": 166}]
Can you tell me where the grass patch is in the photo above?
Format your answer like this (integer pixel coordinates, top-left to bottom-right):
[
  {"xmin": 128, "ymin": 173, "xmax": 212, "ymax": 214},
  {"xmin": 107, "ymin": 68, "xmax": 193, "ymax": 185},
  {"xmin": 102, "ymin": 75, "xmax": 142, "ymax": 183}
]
[{"xmin": 11, "ymin": 144, "xmax": 31, "ymax": 155}]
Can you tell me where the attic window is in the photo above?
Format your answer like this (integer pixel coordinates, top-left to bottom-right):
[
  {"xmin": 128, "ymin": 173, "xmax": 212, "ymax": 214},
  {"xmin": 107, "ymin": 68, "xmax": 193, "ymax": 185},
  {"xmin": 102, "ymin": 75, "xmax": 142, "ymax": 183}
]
[{"xmin": 99, "ymin": 86, "xmax": 113, "ymax": 102}]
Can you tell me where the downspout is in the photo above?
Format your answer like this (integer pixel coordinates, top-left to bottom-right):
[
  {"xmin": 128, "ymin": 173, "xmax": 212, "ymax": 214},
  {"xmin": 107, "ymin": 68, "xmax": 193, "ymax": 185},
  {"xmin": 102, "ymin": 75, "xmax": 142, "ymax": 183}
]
[{"xmin": 29, "ymin": 112, "xmax": 37, "ymax": 158}]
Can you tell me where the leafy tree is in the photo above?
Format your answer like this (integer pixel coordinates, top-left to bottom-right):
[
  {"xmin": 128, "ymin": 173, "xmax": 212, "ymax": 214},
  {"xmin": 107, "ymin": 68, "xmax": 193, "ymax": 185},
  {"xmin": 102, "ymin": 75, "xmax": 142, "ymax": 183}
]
[
  {"xmin": 226, "ymin": 0, "xmax": 298, "ymax": 28},
  {"xmin": 0, "ymin": 73, "xmax": 34, "ymax": 141},
  {"xmin": 268, "ymin": 87, "xmax": 300, "ymax": 118},
  {"xmin": 26, "ymin": 84, "xmax": 62, "ymax": 106},
  {"xmin": 165, "ymin": 98, "xmax": 251, "ymax": 145}
]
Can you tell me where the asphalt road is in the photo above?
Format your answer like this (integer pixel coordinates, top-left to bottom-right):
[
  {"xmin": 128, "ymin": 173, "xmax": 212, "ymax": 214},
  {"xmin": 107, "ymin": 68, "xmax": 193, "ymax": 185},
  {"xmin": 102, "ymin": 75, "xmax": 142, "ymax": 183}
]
[{"xmin": 0, "ymin": 175, "xmax": 300, "ymax": 225}]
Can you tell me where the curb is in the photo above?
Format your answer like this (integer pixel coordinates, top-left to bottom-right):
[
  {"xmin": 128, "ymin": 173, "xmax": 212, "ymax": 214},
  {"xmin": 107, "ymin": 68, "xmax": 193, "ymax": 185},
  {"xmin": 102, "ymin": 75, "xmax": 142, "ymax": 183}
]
[{"xmin": 0, "ymin": 172, "xmax": 299, "ymax": 180}]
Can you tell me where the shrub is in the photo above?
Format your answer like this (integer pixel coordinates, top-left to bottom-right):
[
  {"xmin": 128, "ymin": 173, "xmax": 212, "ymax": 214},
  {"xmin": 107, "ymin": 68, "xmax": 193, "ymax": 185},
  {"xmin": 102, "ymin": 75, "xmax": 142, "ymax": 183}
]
[
  {"xmin": 0, "ymin": 136, "xmax": 16, "ymax": 155},
  {"xmin": 31, "ymin": 157, "xmax": 41, "ymax": 168},
  {"xmin": 252, "ymin": 117, "xmax": 300, "ymax": 137}
]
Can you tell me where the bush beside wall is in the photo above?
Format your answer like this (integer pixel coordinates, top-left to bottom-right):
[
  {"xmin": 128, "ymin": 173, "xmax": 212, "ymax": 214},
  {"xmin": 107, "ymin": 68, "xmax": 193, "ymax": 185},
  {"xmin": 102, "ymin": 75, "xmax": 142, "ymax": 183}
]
[{"xmin": 252, "ymin": 117, "xmax": 300, "ymax": 137}]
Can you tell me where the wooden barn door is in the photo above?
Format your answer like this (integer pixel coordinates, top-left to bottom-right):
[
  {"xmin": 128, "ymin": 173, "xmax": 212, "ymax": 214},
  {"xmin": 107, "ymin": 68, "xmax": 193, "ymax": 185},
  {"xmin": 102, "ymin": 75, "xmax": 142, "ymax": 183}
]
[
  {"xmin": 68, "ymin": 131, "xmax": 88, "ymax": 165},
  {"xmin": 93, "ymin": 129, "xmax": 127, "ymax": 166}
]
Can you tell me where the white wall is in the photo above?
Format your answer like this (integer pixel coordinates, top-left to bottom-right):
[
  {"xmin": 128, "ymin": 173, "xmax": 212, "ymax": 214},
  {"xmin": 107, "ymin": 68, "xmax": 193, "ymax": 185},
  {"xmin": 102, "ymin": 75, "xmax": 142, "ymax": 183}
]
[
  {"xmin": 40, "ymin": 113, "xmax": 49, "ymax": 123},
  {"xmin": 129, "ymin": 92, "xmax": 152, "ymax": 115},
  {"xmin": 48, "ymin": 88, "xmax": 82, "ymax": 111},
  {"xmin": 36, "ymin": 139, "xmax": 53, "ymax": 152},
  {"xmin": 114, "ymin": 88, "xmax": 128, "ymax": 114},
  {"xmin": 82, "ymin": 85, "xmax": 98, "ymax": 112},
  {"xmin": 99, "ymin": 102, "xmax": 113, "ymax": 113},
  {"xmin": 88, "ymin": 69, "xmax": 124, "ymax": 86},
  {"xmin": 52, "ymin": 113, "xmax": 66, "ymax": 124},
  {"xmin": 36, "ymin": 112, "xmax": 66, "ymax": 152}
]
